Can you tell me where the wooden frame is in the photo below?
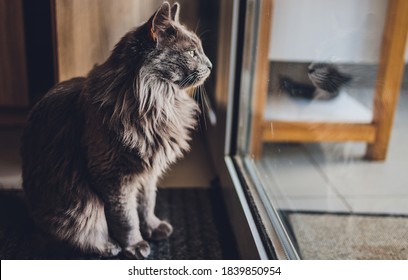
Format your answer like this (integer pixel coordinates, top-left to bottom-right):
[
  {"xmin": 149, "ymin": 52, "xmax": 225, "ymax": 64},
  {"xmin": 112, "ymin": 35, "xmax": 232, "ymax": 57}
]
[
  {"xmin": 249, "ymin": 0, "xmax": 274, "ymax": 157},
  {"xmin": 262, "ymin": 122, "xmax": 376, "ymax": 143},
  {"xmin": 0, "ymin": 0, "xmax": 28, "ymax": 109},
  {"xmin": 250, "ymin": 0, "xmax": 408, "ymax": 161},
  {"xmin": 366, "ymin": 0, "xmax": 408, "ymax": 160},
  {"xmin": 0, "ymin": 0, "xmax": 29, "ymax": 127}
]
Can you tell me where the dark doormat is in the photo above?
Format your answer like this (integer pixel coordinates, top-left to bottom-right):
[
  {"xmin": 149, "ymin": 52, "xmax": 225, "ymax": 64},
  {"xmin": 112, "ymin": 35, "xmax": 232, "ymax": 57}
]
[
  {"xmin": 281, "ymin": 211, "xmax": 408, "ymax": 260},
  {"xmin": 0, "ymin": 187, "xmax": 239, "ymax": 260}
]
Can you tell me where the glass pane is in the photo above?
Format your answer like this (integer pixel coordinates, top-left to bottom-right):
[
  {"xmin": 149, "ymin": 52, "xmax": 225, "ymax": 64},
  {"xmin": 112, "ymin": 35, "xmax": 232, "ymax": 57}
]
[{"xmin": 238, "ymin": 0, "xmax": 408, "ymax": 259}]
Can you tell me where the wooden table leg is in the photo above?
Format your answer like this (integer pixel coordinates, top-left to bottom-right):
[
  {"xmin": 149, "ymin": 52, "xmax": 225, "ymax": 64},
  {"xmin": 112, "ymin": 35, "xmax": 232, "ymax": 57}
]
[
  {"xmin": 366, "ymin": 0, "xmax": 408, "ymax": 160},
  {"xmin": 250, "ymin": 0, "xmax": 273, "ymax": 158}
]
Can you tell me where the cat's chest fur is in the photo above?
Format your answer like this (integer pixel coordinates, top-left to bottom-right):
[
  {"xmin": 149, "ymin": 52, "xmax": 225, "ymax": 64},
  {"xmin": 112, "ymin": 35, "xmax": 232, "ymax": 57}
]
[
  {"xmin": 85, "ymin": 88, "xmax": 199, "ymax": 181},
  {"xmin": 128, "ymin": 90, "xmax": 198, "ymax": 174}
]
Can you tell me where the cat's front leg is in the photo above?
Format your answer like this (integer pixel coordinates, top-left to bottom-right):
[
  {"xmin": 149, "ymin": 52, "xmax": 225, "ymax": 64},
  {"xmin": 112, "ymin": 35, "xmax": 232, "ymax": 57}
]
[
  {"xmin": 103, "ymin": 187, "xmax": 150, "ymax": 259},
  {"xmin": 139, "ymin": 176, "xmax": 173, "ymax": 241}
]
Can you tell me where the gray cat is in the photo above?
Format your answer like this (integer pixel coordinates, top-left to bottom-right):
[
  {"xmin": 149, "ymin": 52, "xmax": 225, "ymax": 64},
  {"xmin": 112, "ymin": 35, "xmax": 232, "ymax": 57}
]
[
  {"xmin": 21, "ymin": 2, "xmax": 212, "ymax": 259},
  {"xmin": 280, "ymin": 63, "xmax": 351, "ymax": 100},
  {"xmin": 308, "ymin": 63, "xmax": 352, "ymax": 100}
]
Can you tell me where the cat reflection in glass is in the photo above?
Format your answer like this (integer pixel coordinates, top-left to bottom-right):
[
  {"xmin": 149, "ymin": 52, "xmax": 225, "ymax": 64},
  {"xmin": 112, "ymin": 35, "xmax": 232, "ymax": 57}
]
[{"xmin": 280, "ymin": 63, "xmax": 352, "ymax": 100}]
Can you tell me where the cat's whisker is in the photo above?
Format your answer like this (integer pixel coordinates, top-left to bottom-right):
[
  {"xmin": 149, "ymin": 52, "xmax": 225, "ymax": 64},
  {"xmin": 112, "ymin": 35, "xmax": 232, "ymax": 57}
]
[
  {"xmin": 194, "ymin": 19, "xmax": 201, "ymax": 34},
  {"xmin": 202, "ymin": 85, "xmax": 216, "ymax": 126},
  {"xmin": 181, "ymin": 77, "xmax": 195, "ymax": 88},
  {"xmin": 192, "ymin": 87, "xmax": 199, "ymax": 102},
  {"xmin": 179, "ymin": 72, "xmax": 196, "ymax": 88},
  {"xmin": 179, "ymin": 75, "xmax": 191, "ymax": 87},
  {"xmin": 202, "ymin": 86, "xmax": 210, "ymax": 113},
  {"xmin": 199, "ymin": 29, "xmax": 211, "ymax": 40},
  {"xmin": 194, "ymin": 85, "xmax": 202, "ymax": 130},
  {"xmin": 191, "ymin": 86, "xmax": 202, "ymax": 129},
  {"xmin": 197, "ymin": 85, "xmax": 207, "ymax": 130},
  {"xmin": 200, "ymin": 85, "xmax": 208, "ymax": 130}
]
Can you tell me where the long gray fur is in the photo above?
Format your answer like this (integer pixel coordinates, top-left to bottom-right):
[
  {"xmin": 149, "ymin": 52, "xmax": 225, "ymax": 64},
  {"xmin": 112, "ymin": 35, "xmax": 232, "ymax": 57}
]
[{"xmin": 20, "ymin": 2, "xmax": 212, "ymax": 259}]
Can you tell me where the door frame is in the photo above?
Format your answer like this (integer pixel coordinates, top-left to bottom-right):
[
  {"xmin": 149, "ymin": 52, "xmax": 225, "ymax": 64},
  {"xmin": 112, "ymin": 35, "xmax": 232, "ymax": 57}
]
[{"xmin": 204, "ymin": 0, "xmax": 268, "ymax": 259}]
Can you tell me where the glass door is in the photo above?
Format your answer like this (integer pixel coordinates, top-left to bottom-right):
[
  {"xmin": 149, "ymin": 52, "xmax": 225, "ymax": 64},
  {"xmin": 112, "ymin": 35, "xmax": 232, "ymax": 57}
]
[{"xmin": 208, "ymin": 0, "xmax": 408, "ymax": 259}]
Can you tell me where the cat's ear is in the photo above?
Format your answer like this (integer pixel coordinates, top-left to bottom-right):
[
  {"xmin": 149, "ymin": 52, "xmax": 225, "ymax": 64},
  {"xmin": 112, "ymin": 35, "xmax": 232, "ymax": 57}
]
[
  {"xmin": 171, "ymin": 3, "xmax": 180, "ymax": 22},
  {"xmin": 149, "ymin": 2, "xmax": 171, "ymax": 42}
]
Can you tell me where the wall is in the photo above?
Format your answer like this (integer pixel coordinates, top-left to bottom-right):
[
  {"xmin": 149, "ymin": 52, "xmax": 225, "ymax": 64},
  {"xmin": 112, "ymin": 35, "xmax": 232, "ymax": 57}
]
[
  {"xmin": 53, "ymin": 0, "xmax": 198, "ymax": 81},
  {"xmin": 0, "ymin": 0, "xmax": 28, "ymax": 107},
  {"xmin": 269, "ymin": 0, "xmax": 408, "ymax": 63}
]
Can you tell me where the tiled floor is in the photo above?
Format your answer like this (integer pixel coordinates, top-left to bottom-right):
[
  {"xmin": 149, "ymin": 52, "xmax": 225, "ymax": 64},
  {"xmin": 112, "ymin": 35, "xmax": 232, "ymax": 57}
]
[{"xmin": 256, "ymin": 89, "xmax": 408, "ymax": 215}]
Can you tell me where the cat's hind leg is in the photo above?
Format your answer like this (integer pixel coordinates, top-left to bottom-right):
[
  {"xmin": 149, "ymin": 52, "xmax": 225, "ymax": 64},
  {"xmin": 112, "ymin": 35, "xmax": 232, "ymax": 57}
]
[{"xmin": 69, "ymin": 200, "xmax": 122, "ymax": 258}]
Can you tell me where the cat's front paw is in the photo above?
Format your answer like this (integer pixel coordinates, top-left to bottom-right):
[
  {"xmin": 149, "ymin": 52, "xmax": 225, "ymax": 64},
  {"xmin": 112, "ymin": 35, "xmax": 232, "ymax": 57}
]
[
  {"xmin": 123, "ymin": 240, "xmax": 151, "ymax": 259},
  {"xmin": 102, "ymin": 240, "xmax": 122, "ymax": 258},
  {"xmin": 150, "ymin": 221, "xmax": 173, "ymax": 241}
]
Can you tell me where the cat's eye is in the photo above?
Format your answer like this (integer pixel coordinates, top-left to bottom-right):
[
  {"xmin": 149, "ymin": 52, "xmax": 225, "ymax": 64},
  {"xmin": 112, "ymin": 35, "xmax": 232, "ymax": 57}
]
[{"xmin": 188, "ymin": 49, "xmax": 197, "ymax": 58}]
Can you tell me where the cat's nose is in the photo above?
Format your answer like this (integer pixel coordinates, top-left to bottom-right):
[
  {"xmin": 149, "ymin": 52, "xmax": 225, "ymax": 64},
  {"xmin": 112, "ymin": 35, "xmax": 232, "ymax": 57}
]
[
  {"xmin": 308, "ymin": 68, "xmax": 315, "ymax": 74},
  {"xmin": 206, "ymin": 61, "xmax": 213, "ymax": 71}
]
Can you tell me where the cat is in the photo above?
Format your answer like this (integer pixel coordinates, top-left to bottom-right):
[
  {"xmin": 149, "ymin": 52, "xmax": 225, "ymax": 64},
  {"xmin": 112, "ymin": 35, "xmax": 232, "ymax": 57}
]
[
  {"xmin": 279, "ymin": 76, "xmax": 316, "ymax": 99},
  {"xmin": 280, "ymin": 63, "xmax": 351, "ymax": 100},
  {"xmin": 20, "ymin": 2, "xmax": 212, "ymax": 259},
  {"xmin": 308, "ymin": 63, "xmax": 352, "ymax": 100}
]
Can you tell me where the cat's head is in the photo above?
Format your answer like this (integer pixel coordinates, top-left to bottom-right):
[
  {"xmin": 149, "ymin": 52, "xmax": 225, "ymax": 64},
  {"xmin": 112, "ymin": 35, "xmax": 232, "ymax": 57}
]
[
  {"xmin": 308, "ymin": 63, "xmax": 352, "ymax": 92},
  {"xmin": 126, "ymin": 2, "xmax": 212, "ymax": 89}
]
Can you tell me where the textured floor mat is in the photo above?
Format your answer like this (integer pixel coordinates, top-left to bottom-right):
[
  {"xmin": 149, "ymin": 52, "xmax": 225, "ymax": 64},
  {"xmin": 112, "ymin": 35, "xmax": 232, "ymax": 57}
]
[
  {"xmin": 283, "ymin": 212, "xmax": 408, "ymax": 260},
  {"xmin": 0, "ymin": 188, "xmax": 239, "ymax": 260}
]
